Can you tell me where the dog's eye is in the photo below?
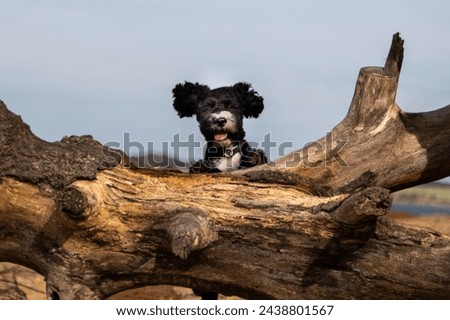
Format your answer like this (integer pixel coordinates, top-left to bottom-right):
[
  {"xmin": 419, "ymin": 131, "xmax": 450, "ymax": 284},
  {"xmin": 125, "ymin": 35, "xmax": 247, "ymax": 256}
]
[
  {"xmin": 203, "ymin": 98, "xmax": 216, "ymax": 108},
  {"xmin": 222, "ymin": 100, "xmax": 235, "ymax": 109}
]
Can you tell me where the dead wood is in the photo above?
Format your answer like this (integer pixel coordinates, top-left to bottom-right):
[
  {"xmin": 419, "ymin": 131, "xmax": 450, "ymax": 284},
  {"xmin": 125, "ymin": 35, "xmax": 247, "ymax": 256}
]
[{"xmin": 0, "ymin": 33, "xmax": 449, "ymax": 299}]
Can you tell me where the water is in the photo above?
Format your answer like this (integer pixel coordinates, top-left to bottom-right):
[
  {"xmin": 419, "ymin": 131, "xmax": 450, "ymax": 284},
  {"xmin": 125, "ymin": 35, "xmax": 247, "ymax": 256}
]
[{"xmin": 391, "ymin": 203, "xmax": 450, "ymax": 216}]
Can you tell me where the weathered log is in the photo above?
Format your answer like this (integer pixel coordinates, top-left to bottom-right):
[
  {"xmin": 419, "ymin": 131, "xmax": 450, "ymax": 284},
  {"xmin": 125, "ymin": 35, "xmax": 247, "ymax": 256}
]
[
  {"xmin": 0, "ymin": 33, "xmax": 449, "ymax": 299},
  {"xmin": 260, "ymin": 33, "xmax": 450, "ymax": 194}
]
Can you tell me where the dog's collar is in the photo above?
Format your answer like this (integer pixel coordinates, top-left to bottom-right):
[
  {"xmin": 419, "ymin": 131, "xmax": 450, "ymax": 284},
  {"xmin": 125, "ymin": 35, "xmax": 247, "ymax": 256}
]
[{"xmin": 224, "ymin": 145, "xmax": 240, "ymax": 158}]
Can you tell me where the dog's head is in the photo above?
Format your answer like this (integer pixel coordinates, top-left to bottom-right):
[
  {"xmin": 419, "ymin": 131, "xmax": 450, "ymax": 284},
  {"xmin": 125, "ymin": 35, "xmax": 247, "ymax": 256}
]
[{"xmin": 172, "ymin": 82, "xmax": 264, "ymax": 145}]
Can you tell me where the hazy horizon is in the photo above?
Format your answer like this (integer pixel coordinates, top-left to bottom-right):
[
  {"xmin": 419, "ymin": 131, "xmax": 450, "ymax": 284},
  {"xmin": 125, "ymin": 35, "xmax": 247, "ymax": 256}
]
[{"xmin": 1, "ymin": 1, "xmax": 449, "ymax": 165}]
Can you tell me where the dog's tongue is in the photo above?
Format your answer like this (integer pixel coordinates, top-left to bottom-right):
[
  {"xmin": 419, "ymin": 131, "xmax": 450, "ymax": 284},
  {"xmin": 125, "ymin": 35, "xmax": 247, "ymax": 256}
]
[{"xmin": 214, "ymin": 133, "xmax": 227, "ymax": 141}]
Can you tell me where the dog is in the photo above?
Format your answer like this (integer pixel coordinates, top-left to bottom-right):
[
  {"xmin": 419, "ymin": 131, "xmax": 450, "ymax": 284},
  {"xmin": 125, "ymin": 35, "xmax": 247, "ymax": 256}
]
[
  {"xmin": 172, "ymin": 81, "xmax": 267, "ymax": 300},
  {"xmin": 172, "ymin": 82, "xmax": 267, "ymax": 173}
]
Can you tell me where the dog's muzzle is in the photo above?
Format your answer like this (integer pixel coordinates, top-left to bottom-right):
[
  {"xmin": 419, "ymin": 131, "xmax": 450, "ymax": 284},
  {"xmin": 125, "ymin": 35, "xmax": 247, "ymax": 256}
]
[{"xmin": 214, "ymin": 117, "xmax": 227, "ymax": 127}]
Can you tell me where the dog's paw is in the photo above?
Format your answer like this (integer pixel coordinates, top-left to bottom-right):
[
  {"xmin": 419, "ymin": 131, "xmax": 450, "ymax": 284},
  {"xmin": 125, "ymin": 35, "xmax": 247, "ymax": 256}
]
[
  {"xmin": 189, "ymin": 160, "xmax": 208, "ymax": 173},
  {"xmin": 189, "ymin": 160, "xmax": 223, "ymax": 173},
  {"xmin": 240, "ymin": 148, "xmax": 267, "ymax": 168}
]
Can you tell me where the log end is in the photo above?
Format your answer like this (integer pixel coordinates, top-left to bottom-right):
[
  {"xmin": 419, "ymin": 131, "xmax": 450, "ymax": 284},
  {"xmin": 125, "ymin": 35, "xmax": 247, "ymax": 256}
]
[
  {"xmin": 57, "ymin": 186, "xmax": 96, "ymax": 220},
  {"xmin": 334, "ymin": 187, "xmax": 392, "ymax": 225},
  {"xmin": 167, "ymin": 210, "xmax": 218, "ymax": 259}
]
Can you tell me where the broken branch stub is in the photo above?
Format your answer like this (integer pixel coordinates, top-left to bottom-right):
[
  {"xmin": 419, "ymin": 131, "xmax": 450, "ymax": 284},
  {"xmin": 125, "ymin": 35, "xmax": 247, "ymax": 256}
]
[{"xmin": 1, "ymin": 33, "xmax": 450, "ymax": 299}]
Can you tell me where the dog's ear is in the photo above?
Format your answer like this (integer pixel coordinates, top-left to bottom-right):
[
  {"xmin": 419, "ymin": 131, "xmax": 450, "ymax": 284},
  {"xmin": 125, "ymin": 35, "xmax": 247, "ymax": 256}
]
[
  {"xmin": 233, "ymin": 82, "xmax": 264, "ymax": 118},
  {"xmin": 172, "ymin": 82, "xmax": 209, "ymax": 118}
]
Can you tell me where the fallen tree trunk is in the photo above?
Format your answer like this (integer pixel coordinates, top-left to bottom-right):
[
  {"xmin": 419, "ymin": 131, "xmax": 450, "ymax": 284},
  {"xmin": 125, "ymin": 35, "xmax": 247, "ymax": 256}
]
[{"xmin": 0, "ymin": 33, "xmax": 449, "ymax": 299}]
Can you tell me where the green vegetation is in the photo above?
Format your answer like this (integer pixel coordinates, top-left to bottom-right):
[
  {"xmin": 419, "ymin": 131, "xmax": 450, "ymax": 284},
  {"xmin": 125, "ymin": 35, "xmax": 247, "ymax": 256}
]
[{"xmin": 393, "ymin": 182, "xmax": 450, "ymax": 206}]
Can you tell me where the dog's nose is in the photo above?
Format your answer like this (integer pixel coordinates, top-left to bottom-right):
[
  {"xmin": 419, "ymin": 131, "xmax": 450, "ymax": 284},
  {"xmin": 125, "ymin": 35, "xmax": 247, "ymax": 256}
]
[{"xmin": 214, "ymin": 117, "xmax": 227, "ymax": 127}]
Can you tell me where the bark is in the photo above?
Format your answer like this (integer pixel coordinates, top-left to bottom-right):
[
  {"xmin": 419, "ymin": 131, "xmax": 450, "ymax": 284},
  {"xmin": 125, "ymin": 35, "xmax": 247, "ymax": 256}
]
[
  {"xmin": 260, "ymin": 34, "xmax": 450, "ymax": 195},
  {"xmin": 0, "ymin": 33, "xmax": 449, "ymax": 299}
]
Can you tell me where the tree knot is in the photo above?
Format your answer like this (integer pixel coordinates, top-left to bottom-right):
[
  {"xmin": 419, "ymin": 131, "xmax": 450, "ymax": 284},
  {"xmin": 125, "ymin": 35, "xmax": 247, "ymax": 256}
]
[
  {"xmin": 57, "ymin": 186, "xmax": 92, "ymax": 220},
  {"xmin": 334, "ymin": 187, "xmax": 392, "ymax": 225},
  {"xmin": 167, "ymin": 209, "xmax": 218, "ymax": 259}
]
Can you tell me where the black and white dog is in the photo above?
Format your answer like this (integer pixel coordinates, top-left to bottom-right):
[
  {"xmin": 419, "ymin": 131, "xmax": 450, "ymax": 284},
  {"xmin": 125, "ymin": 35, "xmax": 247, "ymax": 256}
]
[{"xmin": 172, "ymin": 82, "xmax": 267, "ymax": 173}]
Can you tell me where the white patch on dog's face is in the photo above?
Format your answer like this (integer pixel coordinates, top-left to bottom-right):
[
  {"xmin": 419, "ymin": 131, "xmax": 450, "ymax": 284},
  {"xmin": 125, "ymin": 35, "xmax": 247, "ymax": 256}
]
[
  {"xmin": 209, "ymin": 110, "xmax": 238, "ymax": 146},
  {"xmin": 213, "ymin": 110, "xmax": 233, "ymax": 119},
  {"xmin": 210, "ymin": 111, "xmax": 237, "ymax": 132}
]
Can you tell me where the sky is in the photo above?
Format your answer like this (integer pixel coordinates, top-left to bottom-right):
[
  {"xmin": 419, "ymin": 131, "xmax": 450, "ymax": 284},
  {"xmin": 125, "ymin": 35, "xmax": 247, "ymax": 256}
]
[{"xmin": 1, "ymin": 0, "xmax": 449, "ymax": 162}]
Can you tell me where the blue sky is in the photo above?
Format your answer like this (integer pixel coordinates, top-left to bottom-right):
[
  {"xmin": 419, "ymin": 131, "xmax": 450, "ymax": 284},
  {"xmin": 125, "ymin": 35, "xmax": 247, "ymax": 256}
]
[{"xmin": 1, "ymin": 0, "xmax": 449, "ymax": 161}]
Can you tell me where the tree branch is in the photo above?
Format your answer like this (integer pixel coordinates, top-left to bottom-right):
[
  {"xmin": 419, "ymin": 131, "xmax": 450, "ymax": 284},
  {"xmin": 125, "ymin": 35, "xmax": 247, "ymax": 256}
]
[
  {"xmin": 252, "ymin": 32, "xmax": 450, "ymax": 194},
  {"xmin": 1, "ymin": 33, "xmax": 449, "ymax": 299}
]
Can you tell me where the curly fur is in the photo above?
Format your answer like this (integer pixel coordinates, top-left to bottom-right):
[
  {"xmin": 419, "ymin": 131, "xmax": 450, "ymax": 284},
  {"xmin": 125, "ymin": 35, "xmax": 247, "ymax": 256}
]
[{"xmin": 172, "ymin": 81, "xmax": 267, "ymax": 173}]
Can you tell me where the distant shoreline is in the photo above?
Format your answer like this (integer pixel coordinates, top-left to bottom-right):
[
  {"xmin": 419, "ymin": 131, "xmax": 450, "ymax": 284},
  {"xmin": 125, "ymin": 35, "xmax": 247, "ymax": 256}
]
[
  {"xmin": 392, "ymin": 182, "xmax": 450, "ymax": 210},
  {"xmin": 390, "ymin": 203, "xmax": 450, "ymax": 216}
]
